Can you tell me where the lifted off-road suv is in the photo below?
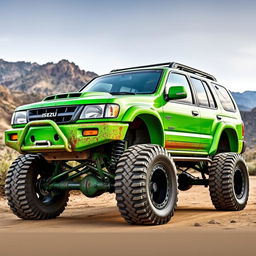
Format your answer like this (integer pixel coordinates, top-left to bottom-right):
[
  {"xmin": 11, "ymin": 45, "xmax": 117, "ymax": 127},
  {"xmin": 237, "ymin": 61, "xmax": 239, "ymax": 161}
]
[{"xmin": 5, "ymin": 62, "xmax": 249, "ymax": 225}]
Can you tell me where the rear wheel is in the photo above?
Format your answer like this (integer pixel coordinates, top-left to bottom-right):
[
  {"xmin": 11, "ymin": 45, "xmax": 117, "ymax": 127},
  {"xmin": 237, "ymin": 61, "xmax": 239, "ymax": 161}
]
[
  {"xmin": 115, "ymin": 144, "xmax": 178, "ymax": 225},
  {"xmin": 209, "ymin": 153, "xmax": 249, "ymax": 211},
  {"xmin": 5, "ymin": 154, "xmax": 69, "ymax": 220}
]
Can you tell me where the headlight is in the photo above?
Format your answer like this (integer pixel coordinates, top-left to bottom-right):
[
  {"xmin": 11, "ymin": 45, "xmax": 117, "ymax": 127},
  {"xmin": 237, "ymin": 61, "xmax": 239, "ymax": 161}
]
[
  {"xmin": 80, "ymin": 104, "xmax": 119, "ymax": 119},
  {"xmin": 80, "ymin": 105, "xmax": 105, "ymax": 119},
  {"xmin": 11, "ymin": 111, "xmax": 27, "ymax": 125}
]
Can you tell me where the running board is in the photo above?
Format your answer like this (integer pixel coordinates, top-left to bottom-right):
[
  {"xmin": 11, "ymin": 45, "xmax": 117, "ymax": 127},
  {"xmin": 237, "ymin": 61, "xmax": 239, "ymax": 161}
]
[{"xmin": 172, "ymin": 156, "xmax": 212, "ymax": 163}]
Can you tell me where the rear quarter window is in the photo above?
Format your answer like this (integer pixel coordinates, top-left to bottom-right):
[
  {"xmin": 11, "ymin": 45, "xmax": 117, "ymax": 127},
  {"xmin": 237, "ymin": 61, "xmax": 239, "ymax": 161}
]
[{"xmin": 212, "ymin": 83, "xmax": 236, "ymax": 112}]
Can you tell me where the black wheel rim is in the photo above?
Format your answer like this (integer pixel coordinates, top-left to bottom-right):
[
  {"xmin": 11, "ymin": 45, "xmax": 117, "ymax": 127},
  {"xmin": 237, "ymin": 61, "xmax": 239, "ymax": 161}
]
[
  {"xmin": 234, "ymin": 167, "xmax": 246, "ymax": 200},
  {"xmin": 149, "ymin": 164, "xmax": 170, "ymax": 209}
]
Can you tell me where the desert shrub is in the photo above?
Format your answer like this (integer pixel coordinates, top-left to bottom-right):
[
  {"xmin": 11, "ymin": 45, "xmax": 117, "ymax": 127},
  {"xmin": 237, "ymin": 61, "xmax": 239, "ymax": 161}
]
[
  {"xmin": 0, "ymin": 148, "xmax": 18, "ymax": 195},
  {"xmin": 243, "ymin": 147, "xmax": 256, "ymax": 175},
  {"xmin": 246, "ymin": 161, "xmax": 256, "ymax": 176}
]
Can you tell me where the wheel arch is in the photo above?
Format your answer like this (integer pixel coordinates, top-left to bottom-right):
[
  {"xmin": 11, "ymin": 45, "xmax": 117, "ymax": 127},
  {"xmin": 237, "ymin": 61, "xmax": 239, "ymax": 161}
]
[
  {"xmin": 122, "ymin": 106, "xmax": 165, "ymax": 146},
  {"xmin": 136, "ymin": 114, "xmax": 164, "ymax": 146},
  {"xmin": 209, "ymin": 124, "xmax": 239, "ymax": 155}
]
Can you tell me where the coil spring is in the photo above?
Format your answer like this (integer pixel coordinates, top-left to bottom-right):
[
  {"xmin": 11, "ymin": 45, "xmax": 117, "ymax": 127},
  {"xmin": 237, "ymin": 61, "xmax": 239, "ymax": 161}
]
[{"xmin": 108, "ymin": 140, "xmax": 126, "ymax": 173}]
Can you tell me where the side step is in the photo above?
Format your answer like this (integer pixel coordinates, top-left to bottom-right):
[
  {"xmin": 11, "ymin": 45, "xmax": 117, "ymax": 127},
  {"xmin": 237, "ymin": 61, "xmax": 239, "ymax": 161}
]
[{"xmin": 172, "ymin": 156, "xmax": 212, "ymax": 163}]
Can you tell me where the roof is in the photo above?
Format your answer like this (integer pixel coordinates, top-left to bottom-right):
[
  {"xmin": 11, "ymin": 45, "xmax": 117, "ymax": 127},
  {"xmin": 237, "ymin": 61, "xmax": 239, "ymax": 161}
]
[{"xmin": 110, "ymin": 62, "xmax": 217, "ymax": 82}]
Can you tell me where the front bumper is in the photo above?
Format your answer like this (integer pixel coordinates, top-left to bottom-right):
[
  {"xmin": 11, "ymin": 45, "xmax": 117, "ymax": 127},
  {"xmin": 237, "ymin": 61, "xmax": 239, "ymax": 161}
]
[{"xmin": 5, "ymin": 120, "xmax": 129, "ymax": 153}]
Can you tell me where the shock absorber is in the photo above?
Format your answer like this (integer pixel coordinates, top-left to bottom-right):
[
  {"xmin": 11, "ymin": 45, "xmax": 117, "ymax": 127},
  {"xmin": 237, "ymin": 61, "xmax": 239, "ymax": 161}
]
[{"xmin": 108, "ymin": 140, "xmax": 126, "ymax": 173}]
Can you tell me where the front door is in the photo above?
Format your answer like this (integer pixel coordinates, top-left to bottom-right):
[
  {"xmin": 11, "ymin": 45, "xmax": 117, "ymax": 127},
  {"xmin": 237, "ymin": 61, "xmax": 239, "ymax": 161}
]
[{"xmin": 162, "ymin": 72, "xmax": 202, "ymax": 154}]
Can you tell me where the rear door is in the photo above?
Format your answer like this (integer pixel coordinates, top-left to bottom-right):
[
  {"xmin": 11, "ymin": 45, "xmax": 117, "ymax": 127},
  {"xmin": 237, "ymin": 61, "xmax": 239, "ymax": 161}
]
[
  {"xmin": 162, "ymin": 72, "xmax": 202, "ymax": 153},
  {"xmin": 189, "ymin": 77, "xmax": 219, "ymax": 152}
]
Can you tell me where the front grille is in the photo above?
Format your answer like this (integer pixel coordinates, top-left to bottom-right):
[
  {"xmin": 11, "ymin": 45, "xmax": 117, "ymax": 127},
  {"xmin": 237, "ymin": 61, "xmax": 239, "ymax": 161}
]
[{"xmin": 28, "ymin": 106, "xmax": 81, "ymax": 124}]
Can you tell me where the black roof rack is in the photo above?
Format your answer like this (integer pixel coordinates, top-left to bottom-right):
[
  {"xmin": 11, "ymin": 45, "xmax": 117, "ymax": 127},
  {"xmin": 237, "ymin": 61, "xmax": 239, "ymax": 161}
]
[{"xmin": 110, "ymin": 62, "xmax": 217, "ymax": 81}]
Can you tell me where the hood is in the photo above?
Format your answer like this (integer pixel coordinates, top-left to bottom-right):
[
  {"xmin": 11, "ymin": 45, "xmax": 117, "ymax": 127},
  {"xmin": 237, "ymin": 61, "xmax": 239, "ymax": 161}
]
[
  {"xmin": 16, "ymin": 92, "xmax": 115, "ymax": 111},
  {"xmin": 43, "ymin": 91, "xmax": 113, "ymax": 101},
  {"xmin": 15, "ymin": 91, "xmax": 158, "ymax": 112}
]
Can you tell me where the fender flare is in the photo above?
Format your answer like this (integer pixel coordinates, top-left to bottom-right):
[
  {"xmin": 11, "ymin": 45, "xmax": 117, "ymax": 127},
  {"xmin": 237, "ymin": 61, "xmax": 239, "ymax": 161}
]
[
  {"xmin": 209, "ymin": 122, "xmax": 239, "ymax": 155},
  {"xmin": 122, "ymin": 106, "xmax": 165, "ymax": 146}
]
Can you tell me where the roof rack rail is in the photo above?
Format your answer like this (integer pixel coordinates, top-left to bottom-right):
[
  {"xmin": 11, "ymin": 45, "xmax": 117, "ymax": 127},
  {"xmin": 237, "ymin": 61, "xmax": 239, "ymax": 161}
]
[
  {"xmin": 110, "ymin": 62, "xmax": 217, "ymax": 81},
  {"xmin": 169, "ymin": 62, "xmax": 217, "ymax": 81},
  {"xmin": 111, "ymin": 62, "xmax": 171, "ymax": 73}
]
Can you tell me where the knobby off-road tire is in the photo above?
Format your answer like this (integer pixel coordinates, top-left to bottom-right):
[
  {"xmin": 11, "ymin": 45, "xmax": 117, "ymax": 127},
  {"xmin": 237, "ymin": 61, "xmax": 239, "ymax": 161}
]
[
  {"xmin": 209, "ymin": 153, "xmax": 249, "ymax": 211},
  {"xmin": 5, "ymin": 154, "xmax": 69, "ymax": 220},
  {"xmin": 115, "ymin": 144, "xmax": 178, "ymax": 225}
]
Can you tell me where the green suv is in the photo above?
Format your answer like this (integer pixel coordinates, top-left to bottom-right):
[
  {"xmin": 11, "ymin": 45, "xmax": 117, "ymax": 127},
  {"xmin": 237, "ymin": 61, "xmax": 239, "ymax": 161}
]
[{"xmin": 5, "ymin": 62, "xmax": 249, "ymax": 225}]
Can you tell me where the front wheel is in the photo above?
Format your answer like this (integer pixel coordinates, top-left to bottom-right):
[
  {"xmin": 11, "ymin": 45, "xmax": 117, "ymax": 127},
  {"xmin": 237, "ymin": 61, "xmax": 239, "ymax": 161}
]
[
  {"xmin": 115, "ymin": 144, "xmax": 178, "ymax": 225},
  {"xmin": 209, "ymin": 153, "xmax": 249, "ymax": 211},
  {"xmin": 5, "ymin": 154, "xmax": 69, "ymax": 220}
]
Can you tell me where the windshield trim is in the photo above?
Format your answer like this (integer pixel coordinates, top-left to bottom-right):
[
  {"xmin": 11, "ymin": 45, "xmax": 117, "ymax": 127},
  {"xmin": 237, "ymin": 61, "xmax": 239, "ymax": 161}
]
[{"xmin": 79, "ymin": 69, "xmax": 164, "ymax": 95}]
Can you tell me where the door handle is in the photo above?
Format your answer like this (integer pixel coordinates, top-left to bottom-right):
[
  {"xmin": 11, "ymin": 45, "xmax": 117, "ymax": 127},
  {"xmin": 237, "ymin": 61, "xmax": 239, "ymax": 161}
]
[
  {"xmin": 216, "ymin": 115, "xmax": 222, "ymax": 120},
  {"xmin": 192, "ymin": 110, "xmax": 199, "ymax": 117}
]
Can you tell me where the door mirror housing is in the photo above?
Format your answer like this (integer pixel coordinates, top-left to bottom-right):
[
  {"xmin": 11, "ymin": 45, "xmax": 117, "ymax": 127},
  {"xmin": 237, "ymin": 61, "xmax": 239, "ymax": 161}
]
[{"xmin": 167, "ymin": 86, "xmax": 187, "ymax": 100}]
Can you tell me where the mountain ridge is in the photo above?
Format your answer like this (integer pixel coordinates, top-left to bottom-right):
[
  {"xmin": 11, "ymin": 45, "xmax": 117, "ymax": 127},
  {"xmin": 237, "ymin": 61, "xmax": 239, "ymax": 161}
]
[
  {"xmin": 231, "ymin": 91, "xmax": 256, "ymax": 111},
  {"xmin": 0, "ymin": 59, "xmax": 97, "ymax": 96}
]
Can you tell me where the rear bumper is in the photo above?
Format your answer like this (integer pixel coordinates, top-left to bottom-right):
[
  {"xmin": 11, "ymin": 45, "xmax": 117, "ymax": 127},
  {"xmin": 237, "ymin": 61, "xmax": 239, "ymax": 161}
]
[{"xmin": 5, "ymin": 120, "xmax": 129, "ymax": 153}]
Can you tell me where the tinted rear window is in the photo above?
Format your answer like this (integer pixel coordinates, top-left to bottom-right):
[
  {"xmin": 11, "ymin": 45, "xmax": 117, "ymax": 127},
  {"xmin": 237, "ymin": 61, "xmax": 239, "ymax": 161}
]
[
  {"xmin": 191, "ymin": 78, "xmax": 209, "ymax": 107},
  {"xmin": 202, "ymin": 81, "xmax": 216, "ymax": 108},
  {"xmin": 213, "ymin": 83, "xmax": 236, "ymax": 112}
]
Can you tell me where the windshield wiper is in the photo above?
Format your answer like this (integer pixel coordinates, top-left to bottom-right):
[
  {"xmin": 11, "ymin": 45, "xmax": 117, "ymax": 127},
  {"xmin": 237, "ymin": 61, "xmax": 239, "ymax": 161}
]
[{"xmin": 110, "ymin": 92, "xmax": 136, "ymax": 95}]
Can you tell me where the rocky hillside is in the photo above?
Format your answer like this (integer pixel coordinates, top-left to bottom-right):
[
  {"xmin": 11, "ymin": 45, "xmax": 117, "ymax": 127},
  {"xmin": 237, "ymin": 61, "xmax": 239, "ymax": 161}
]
[
  {"xmin": 0, "ymin": 59, "xmax": 39, "ymax": 84},
  {"xmin": 241, "ymin": 109, "xmax": 256, "ymax": 146},
  {"xmin": 0, "ymin": 85, "xmax": 42, "ymax": 130},
  {"xmin": 0, "ymin": 59, "xmax": 97, "ymax": 96},
  {"xmin": 0, "ymin": 59, "xmax": 97, "ymax": 131}
]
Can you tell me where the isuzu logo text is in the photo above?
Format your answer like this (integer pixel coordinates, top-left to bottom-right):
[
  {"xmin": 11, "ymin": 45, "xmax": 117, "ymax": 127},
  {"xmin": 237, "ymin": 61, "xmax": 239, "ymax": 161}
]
[{"xmin": 42, "ymin": 112, "xmax": 57, "ymax": 118}]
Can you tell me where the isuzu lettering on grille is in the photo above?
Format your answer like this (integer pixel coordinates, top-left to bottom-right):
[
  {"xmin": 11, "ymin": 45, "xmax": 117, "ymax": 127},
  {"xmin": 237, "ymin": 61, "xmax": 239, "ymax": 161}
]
[{"xmin": 42, "ymin": 112, "xmax": 57, "ymax": 118}]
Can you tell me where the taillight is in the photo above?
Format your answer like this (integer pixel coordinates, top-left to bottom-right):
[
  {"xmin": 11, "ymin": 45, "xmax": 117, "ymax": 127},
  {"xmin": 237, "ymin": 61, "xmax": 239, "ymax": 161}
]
[{"xmin": 242, "ymin": 122, "xmax": 245, "ymax": 137}]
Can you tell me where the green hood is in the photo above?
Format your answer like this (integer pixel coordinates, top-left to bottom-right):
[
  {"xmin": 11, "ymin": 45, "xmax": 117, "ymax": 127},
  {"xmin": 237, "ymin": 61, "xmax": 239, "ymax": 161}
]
[{"xmin": 16, "ymin": 91, "xmax": 158, "ymax": 112}]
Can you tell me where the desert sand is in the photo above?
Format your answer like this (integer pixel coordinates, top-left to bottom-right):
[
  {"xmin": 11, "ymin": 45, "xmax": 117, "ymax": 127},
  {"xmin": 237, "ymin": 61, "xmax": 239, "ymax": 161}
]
[{"xmin": 0, "ymin": 177, "xmax": 255, "ymax": 232}]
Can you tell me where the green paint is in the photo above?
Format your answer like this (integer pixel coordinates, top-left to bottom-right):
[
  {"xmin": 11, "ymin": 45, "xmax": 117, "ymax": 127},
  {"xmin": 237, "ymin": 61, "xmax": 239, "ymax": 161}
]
[
  {"xmin": 5, "ymin": 122, "xmax": 129, "ymax": 153},
  {"xmin": 168, "ymin": 86, "xmax": 187, "ymax": 100}
]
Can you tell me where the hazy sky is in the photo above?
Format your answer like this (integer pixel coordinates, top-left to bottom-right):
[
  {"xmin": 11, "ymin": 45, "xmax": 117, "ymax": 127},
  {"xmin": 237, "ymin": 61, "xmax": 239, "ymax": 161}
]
[{"xmin": 0, "ymin": 0, "xmax": 256, "ymax": 92}]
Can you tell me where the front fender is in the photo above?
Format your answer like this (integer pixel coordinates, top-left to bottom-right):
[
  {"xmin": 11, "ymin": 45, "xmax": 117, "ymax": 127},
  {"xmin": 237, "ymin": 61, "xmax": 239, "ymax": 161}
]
[
  {"xmin": 121, "ymin": 106, "xmax": 165, "ymax": 146},
  {"xmin": 121, "ymin": 106, "xmax": 162, "ymax": 123}
]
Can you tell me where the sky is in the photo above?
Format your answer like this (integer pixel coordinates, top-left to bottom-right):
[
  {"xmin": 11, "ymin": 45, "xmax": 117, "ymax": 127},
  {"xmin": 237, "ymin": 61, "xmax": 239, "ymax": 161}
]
[{"xmin": 0, "ymin": 0, "xmax": 256, "ymax": 92}]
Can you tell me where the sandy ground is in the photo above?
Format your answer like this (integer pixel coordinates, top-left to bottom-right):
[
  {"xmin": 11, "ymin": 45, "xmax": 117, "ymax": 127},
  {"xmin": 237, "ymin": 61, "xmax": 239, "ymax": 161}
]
[
  {"xmin": 0, "ymin": 177, "xmax": 255, "ymax": 256},
  {"xmin": 0, "ymin": 177, "xmax": 255, "ymax": 232}
]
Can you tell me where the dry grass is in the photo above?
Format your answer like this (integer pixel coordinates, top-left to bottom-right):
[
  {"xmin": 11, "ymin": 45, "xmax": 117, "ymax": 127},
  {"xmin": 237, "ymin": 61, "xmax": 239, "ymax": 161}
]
[
  {"xmin": 0, "ymin": 145, "xmax": 19, "ymax": 195},
  {"xmin": 243, "ymin": 146, "xmax": 256, "ymax": 176}
]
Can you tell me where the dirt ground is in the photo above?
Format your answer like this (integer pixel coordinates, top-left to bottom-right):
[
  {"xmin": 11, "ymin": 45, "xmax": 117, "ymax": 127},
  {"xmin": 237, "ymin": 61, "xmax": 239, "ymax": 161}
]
[
  {"xmin": 0, "ymin": 177, "xmax": 255, "ymax": 256},
  {"xmin": 0, "ymin": 177, "xmax": 255, "ymax": 232}
]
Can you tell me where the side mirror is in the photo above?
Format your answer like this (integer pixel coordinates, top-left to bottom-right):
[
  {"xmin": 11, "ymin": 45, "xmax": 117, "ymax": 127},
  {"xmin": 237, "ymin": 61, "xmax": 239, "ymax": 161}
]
[{"xmin": 167, "ymin": 86, "xmax": 187, "ymax": 100}]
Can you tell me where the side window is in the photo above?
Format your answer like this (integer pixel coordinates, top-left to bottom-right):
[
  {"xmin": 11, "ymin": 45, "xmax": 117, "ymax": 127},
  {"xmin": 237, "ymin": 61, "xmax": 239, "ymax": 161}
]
[
  {"xmin": 202, "ymin": 81, "xmax": 216, "ymax": 108},
  {"xmin": 166, "ymin": 73, "xmax": 193, "ymax": 104},
  {"xmin": 213, "ymin": 83, "xmax": 236, "ymax": 112},
  {"xmin": 191, "ymin": 78, "xmax": 209, "ymax": 107}
]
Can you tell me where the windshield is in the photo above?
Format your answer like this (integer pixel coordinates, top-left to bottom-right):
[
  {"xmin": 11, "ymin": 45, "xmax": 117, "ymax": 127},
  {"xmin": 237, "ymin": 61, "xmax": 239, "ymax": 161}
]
[{"xmin": 81, "ymin": 70, "xmax": 162, "ymax": 95}]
